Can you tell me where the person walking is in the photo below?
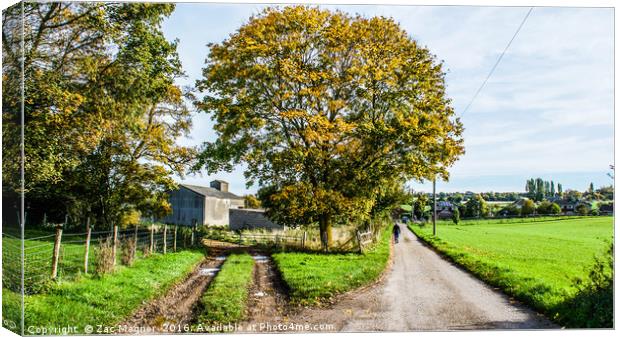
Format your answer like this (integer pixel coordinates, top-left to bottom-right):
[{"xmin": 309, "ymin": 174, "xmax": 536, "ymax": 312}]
[{"xmin": 392, "ymin": 223, "xmax": 402, "ymax": 243}]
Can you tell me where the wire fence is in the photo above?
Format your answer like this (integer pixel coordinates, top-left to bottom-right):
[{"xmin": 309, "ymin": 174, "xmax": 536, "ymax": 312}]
[
  {"xmin": 3, "ymin": 223, "xmax": 383, "ymax": 294},
  {"xmin": 2, "ymin": 224, "xmax": 198, "ymax": 295},
  {"xmin": 199, "ymin": 227, "xmax": 376, "ymax": 253}
]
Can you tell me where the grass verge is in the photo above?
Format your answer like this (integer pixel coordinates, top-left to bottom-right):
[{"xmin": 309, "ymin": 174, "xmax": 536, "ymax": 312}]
[
  {"xmin": 198, "ymin": 253, "xmax": 255, "ymax": 324},
  {"xmin": 408, "ymin": 216, "xmax": 613, "ymax": 328},
  {"xmin": 272, "ymin": 227, "xmax": 391, "ymax": 306},
  {"xmin": 2, "ymin": 250, "xmax": 205, "ymax": 334}
]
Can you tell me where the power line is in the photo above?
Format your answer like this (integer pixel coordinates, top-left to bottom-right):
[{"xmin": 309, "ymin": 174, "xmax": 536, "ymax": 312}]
[{"xmin": 460, "ymin": 7, "xmax": 534, "ymax": 118}]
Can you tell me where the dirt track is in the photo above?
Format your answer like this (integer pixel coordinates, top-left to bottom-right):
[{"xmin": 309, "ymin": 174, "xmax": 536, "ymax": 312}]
[
  {"xmin": 120, "ymin": 257, "xmax": 224, "ymax": 332},
  {"xmin": 250, "ymin": 227, "xmax": 558, "ymax": 332}
]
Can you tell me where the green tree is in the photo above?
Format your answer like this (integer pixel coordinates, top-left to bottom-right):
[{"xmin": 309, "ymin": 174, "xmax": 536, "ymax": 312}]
[
  {"xmin": 464, "ymin": 194, "xmax": 488, "ymax": 218},
  {"xmin": 2, "ymin": 2, "xmax": 194, "ymax": 228},
  {"xmin": 449, "ymin": 193, "xmax": 464, "ymax": 203},
  {"xmin": 565, "ymin": 190, "xmax": 583, "ymax": 202},
  {"xmin": 414, "ymin": 193, "xmax": 429, "ymax": 220},
  {"xmin": 576, "ymin": 204, "xmax": 590, "ymax": 216},
  {"xmin": 195, "ymin": 6, "xmax": 464, "ymax": 248},
  {"xmin": 596, "ymin": 186, "xmax": 613, "ymax": 200},
  {"xmin": 537, "ymin": 200, "xmax": 561, "ymax": 215},
  {"xmin": 452, "ymin": 207, "xmax": 460, "ymax": 225},
  {"xmin": 521, "ymin": 199, "xmax": 536, "ymax": 216},
  {"xmin": 244, "ymin": 195, "xmax": 262, "ymax": 209}
]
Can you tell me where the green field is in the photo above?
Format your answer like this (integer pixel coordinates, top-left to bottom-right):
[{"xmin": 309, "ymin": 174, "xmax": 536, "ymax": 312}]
[
  {"xmin": 198, "ymin": 253, "xmax": 255, "ymax": 324},
  {"xmin": 2, "ymin": 250, "xmax": 205, "ymax": 334},
  {"xmin": 2, "ymin": 229, "xmax": 172, "ymax": 294},
  {"xmin": 409, "ymin": 216, "xmax": 613, "ymax": 327},
  {"xmin": 272, "ymin": 227, "xmax": 391, "ymax": 305}
]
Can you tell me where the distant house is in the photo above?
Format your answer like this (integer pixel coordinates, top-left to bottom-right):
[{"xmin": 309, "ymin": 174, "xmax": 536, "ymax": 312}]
[
  {"xmin": 510, "ymin": 197, "xmax": 531, "ymax": 209},
  {"xmin": 598, "ymin": 203, "xmax": 614, "ymax": 215},
  {"xmin": 436, "ymin": 201, "xmax": 454, "ymax": 220},
  {"xmin": 556, "ymin": 200, "xmax": 591, "ymax": 215}
]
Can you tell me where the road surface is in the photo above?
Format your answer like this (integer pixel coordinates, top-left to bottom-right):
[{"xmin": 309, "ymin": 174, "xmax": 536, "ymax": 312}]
[{"xmin": 280, "ymin": 226, "xmax": 557, "ymax": 331}]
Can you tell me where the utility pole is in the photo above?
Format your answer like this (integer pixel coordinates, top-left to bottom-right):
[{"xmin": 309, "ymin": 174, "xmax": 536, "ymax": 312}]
[{"xmin": 433, "ymin": 178, "xmax": 437, "ymax": 236}]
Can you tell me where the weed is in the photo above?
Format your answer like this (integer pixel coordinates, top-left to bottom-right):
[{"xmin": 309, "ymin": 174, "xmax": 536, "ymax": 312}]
[
  {"xmin": 121, "ymin": 238, "xmax": 137, "ymax": 266},
  {"xmin": 94, "ymin": 238, "xmax": 115, "ymax": 275}
]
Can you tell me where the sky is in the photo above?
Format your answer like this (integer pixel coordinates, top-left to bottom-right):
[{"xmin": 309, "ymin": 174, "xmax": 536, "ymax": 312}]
[{"xmin": 161, "ymin": 3, "xmax": 614, "ymax": 194}]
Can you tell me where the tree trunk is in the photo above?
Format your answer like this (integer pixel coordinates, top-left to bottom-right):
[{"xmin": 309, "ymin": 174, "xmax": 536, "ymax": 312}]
[{"xmin": 319, "ymin": 214, "xmax": 333, "ymax": 250}]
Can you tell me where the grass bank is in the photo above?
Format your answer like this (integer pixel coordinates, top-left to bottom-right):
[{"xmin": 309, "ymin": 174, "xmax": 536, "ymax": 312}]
[
  {"xmin": 272, "ymin": 227, "xmax": 391, "ymax": 306},
  {"xmin": 409, "ymin": 216, "xmax": 613, "ymax": 327},
  {"xmin": 2, "ymin": 250, "xmax": 205, "ymax": 334},
  {"xmin": 198, "ymin": 253, "xmax": 255, "ymax": 324}
]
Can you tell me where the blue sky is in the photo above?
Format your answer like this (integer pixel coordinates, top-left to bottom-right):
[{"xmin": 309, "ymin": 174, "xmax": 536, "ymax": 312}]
[{"xmin": 162, "ymin": 3, "xmax": 614, "ymax": 194}]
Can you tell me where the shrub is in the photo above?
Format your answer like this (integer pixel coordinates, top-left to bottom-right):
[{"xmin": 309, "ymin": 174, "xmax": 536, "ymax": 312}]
[
  {"xmin": 521, "ymin": 199, "xmax": 536, "ymax": 216},
  {"xmin": 94, "ymin": 238, "xmax": 115, "ymax": 275},
  {"xmin": 121, "ymin": 238, "xmax": 137, "ymax": 266},
  {"xmin": 556, "ymin": 242, "xmax": 613, "ymax": 327},
  {"xmin": 537, "ymin": 201, "xmax": 561, "ymax": 215},
  {"xmin": 502, "ymin": 204, "xmax": 520, "ymax": 216},
  {"xmin": 452, "ymin": 207, "xmax": 460, "ymax": 225},
  {"xmin": 141, "ymin": 244, "xmax": 151, "ymax": 257},
  {"xmin": 575, "ymin": 204, "xmax": 589, "ymax": 216}
]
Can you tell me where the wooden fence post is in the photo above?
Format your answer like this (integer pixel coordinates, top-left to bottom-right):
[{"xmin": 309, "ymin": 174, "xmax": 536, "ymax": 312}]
[
  {"xmin": 51, "ymin": 225, "xmax": 63, "ymax": 279},
  {"xmin": 173, "ymin": 225, "xmax": 178, "ymax": 252},
  {"xmin": 191, "ymin": 225, "xmax": 195, "ymax": 247},
  {"xmin": 133, "ymin": 224, "xmax": 139, "ymax": 246},
  {"xmin": 356, "ymin": 230, "xmax": 363, "ymax": 254},
  {"xmin": 322, "ymin": 232, "xmax": 328, "ymax": 253},
  {"xmin": 149, "ymin": 225, "xmax": 154, "ymax": 254},
  {"xmin": 163, "ymin": 224, "xmax": 167, "ymax": 254},
  {"xmin": 302, "ymin": 231, "xmax": 307, "ymax": 249},
  {"xmin": 112, "ymin": 224, "xmax": 118, "ymax": 267},
  {"xmin": 84, "ymin": 217, "xmax": 91, "ymax": 274}
]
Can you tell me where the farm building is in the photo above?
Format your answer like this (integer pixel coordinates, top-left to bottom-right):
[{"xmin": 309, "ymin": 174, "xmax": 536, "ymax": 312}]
[
  {"xmin": 159, "ymin": 180, "xmax": 281, "ymax": 229},
  {"xmin": 159, "ymin": 181, "xmax": 244, "ymax": 226}
]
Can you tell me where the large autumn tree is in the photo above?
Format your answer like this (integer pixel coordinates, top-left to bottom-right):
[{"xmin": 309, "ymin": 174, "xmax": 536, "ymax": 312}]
[
  {"xmin": 196, "ymin": 6, "xmax": 464, "ymax": 247},
  {"xmin": 2, "ymin": 2, "xmax": 194, "ymax": 228}
]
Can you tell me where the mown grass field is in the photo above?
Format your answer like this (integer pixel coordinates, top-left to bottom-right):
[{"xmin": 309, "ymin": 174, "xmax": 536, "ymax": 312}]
[
  {"xmin": 2, "ymin": 250, "xmax": 205, "ymax": 334},
  {"xmin": 198, "ymin": 253, "xmax": 255, "ymax": 324},
  {"xmin": 409, "ymin": 216, "xmax": 613, "ymax": 327},
  {"xmin": 272, "ymin": 227, "xmax": 391, "ymax": 305}
]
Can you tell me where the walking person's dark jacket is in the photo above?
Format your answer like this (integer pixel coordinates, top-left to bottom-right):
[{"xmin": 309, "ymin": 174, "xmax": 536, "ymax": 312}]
[{"xmin": 393, "ymin": 224, "xmax": 401, "ymax": 237}]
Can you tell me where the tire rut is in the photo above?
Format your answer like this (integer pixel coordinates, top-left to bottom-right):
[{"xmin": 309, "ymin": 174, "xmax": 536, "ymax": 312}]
[
  {"xmin": 119, "ymin": 256, "xmax": 225, "ymax": 332},
  {"xmin": 240, "ymin": 254, "xmax": 290, "ymax": 331}
]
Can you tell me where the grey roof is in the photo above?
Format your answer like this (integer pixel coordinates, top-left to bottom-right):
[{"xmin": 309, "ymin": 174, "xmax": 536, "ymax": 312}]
[{"xmin": 180, "ymin": 184, "xmax": 244, "ymax": 200}]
